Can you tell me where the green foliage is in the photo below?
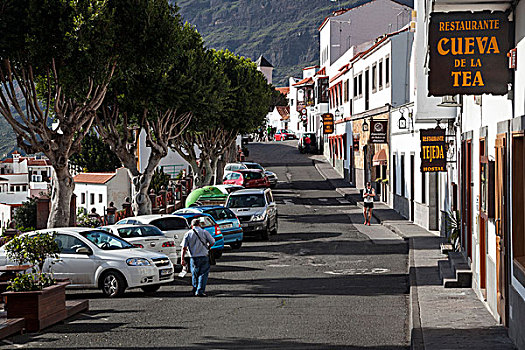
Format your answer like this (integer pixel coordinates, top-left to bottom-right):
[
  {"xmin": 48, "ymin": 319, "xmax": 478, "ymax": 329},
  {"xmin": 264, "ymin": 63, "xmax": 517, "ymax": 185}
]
[
  {"xmin": 8, "ymin": 272, "xmax": 55, "ymax": 292},
  {"xmin": 5, "ymin": 233, "xmax": 60, "ymax": 273},
  {"xmin": 13, "ymin": 197, "xmax": 37, "ymax": 232},
  {"xmin": 445, "ymin": 210, "xmax": 461, "ymax": 248},
  {"xmin": 70, "ymin": 132, "xmax": 121, "ymax": 172},
  {"xmin": 149, "ymin": 168, "xmax": 171, "ymax": 194},
  {"xmin": 76, "ymin": 209, "xmax": 101, "ymax": 228},
  {"xmin": 102, "ymin": 0, "xmax": 199, "ymax": 123},
  {"xmin": 4, "ymin": 233, "xmax": 60, "ymax": 291},
  {"xmin": 0, "ymin": 0, "xmax": 116, "ymax": 98},
  {"xmin": 214, "ymin": 50, "xmax": 274, "ymax": 133}
]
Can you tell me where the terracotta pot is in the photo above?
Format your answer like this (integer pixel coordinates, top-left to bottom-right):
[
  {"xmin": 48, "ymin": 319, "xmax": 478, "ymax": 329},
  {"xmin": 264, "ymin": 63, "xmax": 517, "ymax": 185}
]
[{"xmin": 2, "ymin": 281, "xmax": 69, "ymax": 332}]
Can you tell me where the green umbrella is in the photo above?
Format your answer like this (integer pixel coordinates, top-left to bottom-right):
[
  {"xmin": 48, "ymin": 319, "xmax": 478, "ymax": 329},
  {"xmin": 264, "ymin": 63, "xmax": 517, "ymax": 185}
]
[{"xmin": 185, "ymin": 186, "xmax": 227, "ymax": 207}]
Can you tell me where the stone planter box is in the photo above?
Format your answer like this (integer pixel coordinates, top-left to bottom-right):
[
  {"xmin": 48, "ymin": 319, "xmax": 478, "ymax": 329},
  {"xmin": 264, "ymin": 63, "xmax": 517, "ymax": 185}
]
[{"xmin": 2, "ymin": 281, "xmax": 69, "ymax": 332}]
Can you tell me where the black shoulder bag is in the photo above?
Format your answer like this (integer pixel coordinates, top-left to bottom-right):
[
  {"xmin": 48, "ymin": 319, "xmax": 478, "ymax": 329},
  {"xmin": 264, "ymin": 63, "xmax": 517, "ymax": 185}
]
[{"xmin": 193, "ymin": 229, "xmax": 216, "ymax": 265}]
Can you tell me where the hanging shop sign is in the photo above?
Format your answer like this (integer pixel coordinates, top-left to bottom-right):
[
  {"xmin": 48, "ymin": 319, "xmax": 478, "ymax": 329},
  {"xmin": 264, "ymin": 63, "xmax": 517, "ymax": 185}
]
[
  {"xmin": 428, "ymin": 11, "xmax": 511, "ymax": 96},
  {"xmin": 420, "ymin": 128, "xmax": 447, "ymax": 172},
  {"xmin": 322, "ymin": 113, "xmax": 334, "ymax": 134},
  {"xmin": 369, "ymin": 120, "xmax": 388, "ymax": 144}
]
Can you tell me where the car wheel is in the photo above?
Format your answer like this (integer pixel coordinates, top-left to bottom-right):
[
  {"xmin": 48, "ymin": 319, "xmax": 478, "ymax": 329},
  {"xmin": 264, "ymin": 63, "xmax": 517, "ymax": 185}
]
[
  {"xmin": 100, "ymin": 271, "xmax": 127, "ymax": 298},
  {"xmin": 271, "ymin": 219, "xmax": 278, "ymax": 235},
  {"xmin": 141, "ymin": 285, "xmax": 161, "ymax": 294},
  {"xmin": 230, "ymin": 241, "xmax": 242, "ymax": 249}
]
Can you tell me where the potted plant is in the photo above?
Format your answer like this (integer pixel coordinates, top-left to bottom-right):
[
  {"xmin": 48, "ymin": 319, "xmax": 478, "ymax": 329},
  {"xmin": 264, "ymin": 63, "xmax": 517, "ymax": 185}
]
[
  {"xmin": 445, "ymin": 210, "xmax": 461, "ymax": 251},
  {"xmin": 2, "ymin": 232, "xmax": 68, "ymax": 332}
]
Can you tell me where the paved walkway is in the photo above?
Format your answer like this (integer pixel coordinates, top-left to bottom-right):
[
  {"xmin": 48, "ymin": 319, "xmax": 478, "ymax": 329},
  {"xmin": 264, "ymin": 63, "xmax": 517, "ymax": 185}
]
[{"xmin": 314, "ymin": 156, "xmax": 517, "ymax": 350}]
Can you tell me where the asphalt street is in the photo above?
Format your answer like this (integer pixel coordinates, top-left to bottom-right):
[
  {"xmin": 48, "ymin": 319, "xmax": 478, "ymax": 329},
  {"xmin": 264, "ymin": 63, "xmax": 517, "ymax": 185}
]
[{"xmin": 1, "ymin": 141, "xmax": 409, "ymax": 350}]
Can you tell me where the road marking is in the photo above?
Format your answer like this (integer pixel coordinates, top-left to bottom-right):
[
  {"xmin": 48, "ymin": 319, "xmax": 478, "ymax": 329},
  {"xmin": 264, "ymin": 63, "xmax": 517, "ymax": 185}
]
[
  {"xmin": 267, "ymin": 264, "xmax": 291, "ymax": 267},
  {"xmin": 324, "ymin": 268, "xmax": 391, "ymax": 275},
  {"xmin": 304, "ymin": 205, "xmax": 311, "ymax": 208},
  {"xmin": 319, "ymin": 198, "xmax": 328, "ymax": 202},
  {"xmin": 283, "ymin": 199, "xmax": 294, "ymax": 205},
  {"xmin": 337, "ymin": 198, "xmax": 350, "ymax": 204}
]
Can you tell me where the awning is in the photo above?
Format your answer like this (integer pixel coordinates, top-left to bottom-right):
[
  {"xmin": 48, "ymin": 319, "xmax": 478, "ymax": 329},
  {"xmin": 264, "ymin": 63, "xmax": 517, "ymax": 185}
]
[
  {"xmin": 372, "ymin": 149, "xmax": 388, "ymax": 166},
  {"xmin": 293, "ymin": 77, "xmax": 314, "ymax": 87}
]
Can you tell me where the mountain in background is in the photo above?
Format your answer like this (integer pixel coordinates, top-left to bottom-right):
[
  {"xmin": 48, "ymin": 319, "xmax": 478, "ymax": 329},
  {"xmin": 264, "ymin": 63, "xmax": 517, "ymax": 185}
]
[{"xmin": 176, "ymin": 0, "xmax": 413, "ymax": 86}]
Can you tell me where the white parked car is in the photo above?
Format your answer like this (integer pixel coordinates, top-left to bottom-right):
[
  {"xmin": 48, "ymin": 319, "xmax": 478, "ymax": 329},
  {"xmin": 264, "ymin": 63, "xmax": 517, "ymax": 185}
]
[
  {"xmin": 99, "ymin": 224, "xmax": 177, "ymax": 265},
  {"xmin": 0, "ymin": 228, "xmax": 175, "ymax": 297},
  {"xmin": 223, "ymin": 163, "xmax": 248, "ymax": 177},
  {"xmin": 116, "ymin": 214, "xmax": 189, "ymax": 252}
]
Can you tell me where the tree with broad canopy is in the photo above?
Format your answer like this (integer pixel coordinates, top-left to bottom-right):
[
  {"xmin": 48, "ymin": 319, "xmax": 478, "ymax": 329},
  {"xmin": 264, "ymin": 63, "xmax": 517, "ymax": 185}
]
[
  {"xmin": 0, "ymin": 0, "xmax": 116, "ymax": 228},
  {"xmin": 171, "ymin": 50, "xmax": 273, "ymax": 187}
]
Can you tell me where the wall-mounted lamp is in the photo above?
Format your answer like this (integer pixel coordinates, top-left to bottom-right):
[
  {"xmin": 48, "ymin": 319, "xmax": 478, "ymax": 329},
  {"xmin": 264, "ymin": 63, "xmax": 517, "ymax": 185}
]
[
  {"xmin": 362, "ymin": 119, "xmax": 369, "ymax": 132},
  {"xmin": 398, "ymin": 106, "xmax": 413, "ymax": 132},
  {"xmin": 335, "ymin": 108, "xmax": 341, "ymax": 119},
  {"xmin": 398, "ymin": 115, "xmax": 407, "ymax": 129}
]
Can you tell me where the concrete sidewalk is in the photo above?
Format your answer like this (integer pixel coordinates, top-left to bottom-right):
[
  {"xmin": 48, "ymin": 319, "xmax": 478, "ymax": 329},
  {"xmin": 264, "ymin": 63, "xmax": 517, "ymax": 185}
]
[{"xmin": 314, "ymin": 156, "xmax": 516, "ymax": 350}]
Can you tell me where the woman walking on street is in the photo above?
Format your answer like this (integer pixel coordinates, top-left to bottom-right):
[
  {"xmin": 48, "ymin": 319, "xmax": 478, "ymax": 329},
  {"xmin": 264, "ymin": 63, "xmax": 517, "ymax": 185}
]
[{"xmin": 363, "ymin": 182, "xmax": 375, "ymax": 225}]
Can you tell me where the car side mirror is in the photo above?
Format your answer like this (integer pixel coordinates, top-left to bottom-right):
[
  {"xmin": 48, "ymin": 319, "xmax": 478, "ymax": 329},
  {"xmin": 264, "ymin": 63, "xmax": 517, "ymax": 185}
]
[{"xmin": 76, "ymin": 247, "xmax": 92, "ymax": 255}]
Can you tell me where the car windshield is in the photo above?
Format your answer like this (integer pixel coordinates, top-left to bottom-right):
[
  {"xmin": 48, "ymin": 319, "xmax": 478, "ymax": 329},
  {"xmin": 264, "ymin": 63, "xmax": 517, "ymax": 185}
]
[
  {"xmin": 243, "ymin": 172, "xmax": 263, "ymax": 180},
  {"xmin": 205, "ymin": 208, "xmax": 236, "ymax": 220},
  {"xmin": 283, "ymin": 130, "xmax": 293, "ymax": 134},
  {"xmin": 81, "ymin": 230, "xmax": 135, "ymax": 250},
  {"xmin": 151, "ymin": 217, "xmax": 189, "ymax": 231},
  {"xmin": 245, "ymin": 163, "xmax": 264, "ymax": 171},
  {"xmin": 117, "ymin": 226, "xmax": 164, "ymax": 238},
  {"xmin": 227, "ymin": 194, "xmax": 265, "ymax": 208}
]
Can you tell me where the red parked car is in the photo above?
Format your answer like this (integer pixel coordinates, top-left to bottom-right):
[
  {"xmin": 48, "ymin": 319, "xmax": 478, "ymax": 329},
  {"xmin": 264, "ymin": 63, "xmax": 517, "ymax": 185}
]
[
  {"xmin": 274, "ymin": 129, "xmax": 296, "ymax": 141},
  {"xmin": 222, "ymin": 169, "xmax": 270, "ymax": 188}
]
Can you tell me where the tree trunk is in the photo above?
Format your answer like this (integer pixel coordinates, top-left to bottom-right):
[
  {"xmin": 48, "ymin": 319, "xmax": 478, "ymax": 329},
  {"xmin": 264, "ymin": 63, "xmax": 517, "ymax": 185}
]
[
  {"xmin": 212, "ymin": 157, "xmax": 220, "ymax": 185},
  {"xmin": 130, "ymin": 171, "xmax": 154, "ymax": 216},
  {"xmin": 47, "ymin": 166, "xmax": 75, "ymax": 228}
]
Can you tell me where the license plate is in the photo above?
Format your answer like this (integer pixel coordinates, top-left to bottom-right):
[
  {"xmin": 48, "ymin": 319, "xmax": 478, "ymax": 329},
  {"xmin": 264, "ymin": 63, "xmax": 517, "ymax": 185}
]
[
  {"xmin": 221, "ymin": 223, "xmax": 233, "ymax": 229},
  {"xmin": 160, "ymin": 268, "xmax": 172, "ymax": 276}
]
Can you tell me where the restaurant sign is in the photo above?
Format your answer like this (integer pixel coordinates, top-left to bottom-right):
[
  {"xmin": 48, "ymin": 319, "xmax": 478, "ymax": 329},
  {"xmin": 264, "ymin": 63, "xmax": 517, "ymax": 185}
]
[
  {"xmin": 428, "ymin": 11, "xmax": 510, "ymax": 96},
  {"xmin": 322, "ymin": 113, "xmax": 334, "ymax": 134},
  {"xmin": 369, "ymin": 120, "xmax": 388, "ymax": 144},
  {"xmin": 420, "ymin": 128, "xmax": 446, "ymax": 172}
]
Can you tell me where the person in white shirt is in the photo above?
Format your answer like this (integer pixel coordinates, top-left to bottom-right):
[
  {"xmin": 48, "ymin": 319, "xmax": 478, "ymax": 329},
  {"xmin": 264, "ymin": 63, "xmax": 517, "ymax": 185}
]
[
  {"xmin": 363, "ymin": 182, "xmax": 375, "ymax": 226},
  {"xmin": 181, "ymin": 219, "xmax": 215, "ymax": 297}
]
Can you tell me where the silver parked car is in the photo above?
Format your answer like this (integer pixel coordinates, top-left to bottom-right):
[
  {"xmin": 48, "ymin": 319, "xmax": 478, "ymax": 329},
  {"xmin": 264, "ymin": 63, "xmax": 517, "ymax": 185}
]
[
  {"xmin": 99, "ymin": 224, "xmax": 178, "ymax": 265},
  {"xmin": 225, "ymin": 188, "xmax": 278, "ymax": 240}
]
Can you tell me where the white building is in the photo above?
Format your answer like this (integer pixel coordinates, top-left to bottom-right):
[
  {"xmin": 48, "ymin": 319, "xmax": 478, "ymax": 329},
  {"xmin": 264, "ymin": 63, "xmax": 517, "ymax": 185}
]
[
  {"xmin": 256, "ymin": 55, "xmax": 273, "ymax": 85},
  {"xmin": 0, "ymin": 151, "xmax": 52, "ymax": 214},
  {"xmin": 318, "ymin": 0, "xmax": 412, "ymax": 67},
  {"xmin": 74, "ymin": 167, "xmax": 131, "ymax": 216},
  {"xmin": 266, "ymin": 106, "xmax": 290, "ymax": 130}
]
